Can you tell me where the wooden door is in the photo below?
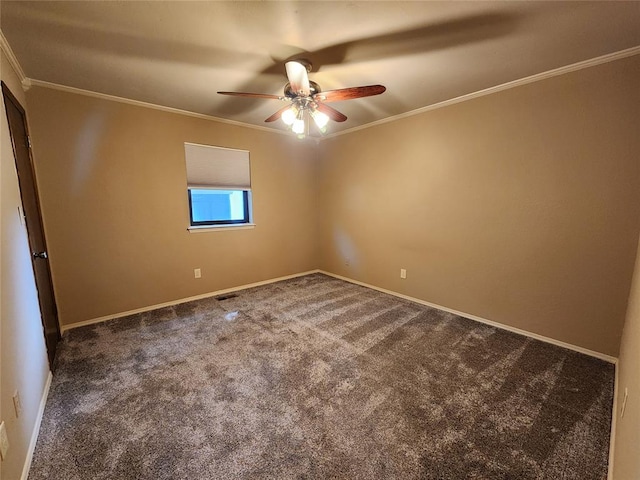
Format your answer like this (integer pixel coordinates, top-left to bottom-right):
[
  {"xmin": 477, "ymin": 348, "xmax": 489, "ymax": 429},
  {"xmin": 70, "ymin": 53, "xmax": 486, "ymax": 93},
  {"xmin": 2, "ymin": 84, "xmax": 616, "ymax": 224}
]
[{"xmin": 2, "ymin": 81, "xmax": 60, "ymax": 368}]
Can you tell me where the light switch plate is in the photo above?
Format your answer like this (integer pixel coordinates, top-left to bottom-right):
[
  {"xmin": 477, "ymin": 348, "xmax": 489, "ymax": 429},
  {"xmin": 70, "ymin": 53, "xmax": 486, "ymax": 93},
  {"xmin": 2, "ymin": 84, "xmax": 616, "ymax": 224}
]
[{"xmin": 0, "ymin": 421, "xmax": 9, "ymax": 461}]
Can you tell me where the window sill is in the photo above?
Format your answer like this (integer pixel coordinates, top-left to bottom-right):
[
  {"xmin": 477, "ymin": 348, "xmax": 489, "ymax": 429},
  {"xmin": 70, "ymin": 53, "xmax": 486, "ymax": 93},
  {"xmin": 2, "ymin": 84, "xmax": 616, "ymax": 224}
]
[{"xmin": 188, "ymin": 223, "xmax": 256, "ymax": 233}]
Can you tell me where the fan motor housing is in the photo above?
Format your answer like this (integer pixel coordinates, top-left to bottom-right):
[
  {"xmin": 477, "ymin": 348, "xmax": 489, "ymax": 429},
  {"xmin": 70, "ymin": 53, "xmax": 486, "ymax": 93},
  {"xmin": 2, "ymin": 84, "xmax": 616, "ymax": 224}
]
[{"xmin": 284, "ymin": 81, "xmax": 321, "ymax": 98}]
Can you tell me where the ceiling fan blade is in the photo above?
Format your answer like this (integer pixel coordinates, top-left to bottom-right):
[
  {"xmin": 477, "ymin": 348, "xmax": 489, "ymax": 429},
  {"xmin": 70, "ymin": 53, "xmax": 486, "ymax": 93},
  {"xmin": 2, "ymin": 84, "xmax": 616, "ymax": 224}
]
[
  {"xmin": 264, "ymin": 104, "xmax": 292, "ymax": 123},
  {"xmin": 217, "ymin": 91, "xmax": 283, "ymax": 100},
  {"xmin": 285, "ymin": 61, "xmax": 311, "ymax": 96},
  {"xmin": 315, "ymin": 85, "xmax": 386, "ymax": 103},
  {"xmin": 315, "ymin": 103, "xmax": 347, "ymax": 123}
]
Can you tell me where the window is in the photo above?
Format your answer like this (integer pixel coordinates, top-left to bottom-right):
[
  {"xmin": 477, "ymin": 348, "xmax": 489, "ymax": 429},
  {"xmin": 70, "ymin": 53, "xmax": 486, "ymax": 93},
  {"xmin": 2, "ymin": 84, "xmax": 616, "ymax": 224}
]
[
  {"xmin": 188, "ymin": 189, "xmax": 249, "ymax": 225},
  {"xmin": 184, "ymin": 143, "xmax": 252, "ymax": 228}
]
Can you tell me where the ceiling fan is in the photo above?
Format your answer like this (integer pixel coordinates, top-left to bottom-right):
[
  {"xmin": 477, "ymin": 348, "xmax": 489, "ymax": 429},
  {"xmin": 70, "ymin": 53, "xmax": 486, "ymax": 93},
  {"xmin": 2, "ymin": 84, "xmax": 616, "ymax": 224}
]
[{"xmin": 218, "ymin": 60, "xmax": 386, "ymax": 137}]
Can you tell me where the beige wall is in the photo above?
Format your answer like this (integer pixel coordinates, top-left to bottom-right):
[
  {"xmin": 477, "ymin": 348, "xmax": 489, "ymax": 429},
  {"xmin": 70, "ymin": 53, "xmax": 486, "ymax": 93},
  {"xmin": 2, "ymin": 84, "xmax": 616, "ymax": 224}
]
[
  {"xmin": 613, "ymin": 233, "xmax": 640, "ymax": 479},
  {"xmin": 318, "ymin": 55, "xmax": 640, "ymax": 357},
  {"xmin": 1, "ymin": 51, "xmax": 51, "ymax": 480},
  {"xmin": 25, "ymin": 87, "xmax": 320, "ymax": 327}
]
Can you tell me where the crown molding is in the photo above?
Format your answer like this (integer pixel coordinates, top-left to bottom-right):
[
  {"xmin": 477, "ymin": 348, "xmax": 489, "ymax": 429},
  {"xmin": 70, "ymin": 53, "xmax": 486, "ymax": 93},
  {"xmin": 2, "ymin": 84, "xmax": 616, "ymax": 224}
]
[
  {"xmin": 15, "ymin": 41, "xmax": 640, "ymax": 142},
  {"xmin": 27, "ymin": 79, "xmax": 296, "ymax": 136},
  {"xmin": 0, "ymin": 29, "xmax": 27, "ymax": 85},
  {"xmin": 326, "ymin": 44, "xmax": 640, "ymax": 139}
]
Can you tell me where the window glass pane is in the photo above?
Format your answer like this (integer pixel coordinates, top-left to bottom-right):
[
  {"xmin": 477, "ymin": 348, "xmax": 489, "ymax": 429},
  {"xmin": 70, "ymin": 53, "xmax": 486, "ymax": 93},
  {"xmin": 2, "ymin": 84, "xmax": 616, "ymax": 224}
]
[{"xmin": 189, "ymin": 189, "xmax": 247, "ymax": 224}]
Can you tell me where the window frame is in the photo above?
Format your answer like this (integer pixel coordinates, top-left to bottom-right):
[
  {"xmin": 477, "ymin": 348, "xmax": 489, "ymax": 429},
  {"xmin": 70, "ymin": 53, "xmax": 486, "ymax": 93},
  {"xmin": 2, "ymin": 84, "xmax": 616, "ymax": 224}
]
[{"xmin": 187, "ymin": 188, "xmax": 251, "ymax": 227}]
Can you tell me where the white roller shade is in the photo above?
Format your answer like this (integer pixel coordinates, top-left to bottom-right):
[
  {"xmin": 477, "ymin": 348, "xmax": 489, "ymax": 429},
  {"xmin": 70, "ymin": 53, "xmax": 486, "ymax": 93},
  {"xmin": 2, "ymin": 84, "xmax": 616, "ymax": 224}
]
[{"xmin": 185, "ymin": 143, "xmax": 251, "ymax": 189}]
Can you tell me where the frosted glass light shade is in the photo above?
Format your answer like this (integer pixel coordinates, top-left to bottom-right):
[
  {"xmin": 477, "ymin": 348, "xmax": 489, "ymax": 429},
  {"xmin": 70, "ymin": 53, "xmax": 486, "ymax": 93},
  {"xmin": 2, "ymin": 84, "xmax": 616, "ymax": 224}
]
[
  {"xmin": 311, "ymin": 110, "xmax": 329, "ymax": 129},
  {"xmin": 281, "ymin": 107, "xmax": 296, "ymax": 125},
  {"xmin": 292, "ymin": 119, "xmax": 305, "ymax": 134}
]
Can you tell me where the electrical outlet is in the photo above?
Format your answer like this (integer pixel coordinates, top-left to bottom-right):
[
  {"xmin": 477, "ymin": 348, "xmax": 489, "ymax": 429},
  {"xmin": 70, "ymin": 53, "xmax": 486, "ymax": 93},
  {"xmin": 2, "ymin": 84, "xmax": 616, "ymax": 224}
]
[
  {"xmin": 12, "ymin": 391, "xmax": 21, "ymax": 418},
  {"xmin": 621, "ymin": 388, "xmax": 629, "ymax": 418},
  {"xmin": 0, "ymin": 421, "xmax": 9, "ymax": 461},
  {"xmin": 400, "ymin": 268, "xmax": 407, "ymax": 279},
  {"xmin": 194, "ymin": 268, "xmax": 201, "ymax": 279}
]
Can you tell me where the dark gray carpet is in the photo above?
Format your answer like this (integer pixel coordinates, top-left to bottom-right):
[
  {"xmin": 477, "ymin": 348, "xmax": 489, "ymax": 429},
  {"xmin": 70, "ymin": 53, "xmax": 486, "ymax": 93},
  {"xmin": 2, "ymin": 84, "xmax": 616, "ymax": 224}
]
[{"xmin": 29, "ymin": 273, "xmax": 614, "ymax": 479}]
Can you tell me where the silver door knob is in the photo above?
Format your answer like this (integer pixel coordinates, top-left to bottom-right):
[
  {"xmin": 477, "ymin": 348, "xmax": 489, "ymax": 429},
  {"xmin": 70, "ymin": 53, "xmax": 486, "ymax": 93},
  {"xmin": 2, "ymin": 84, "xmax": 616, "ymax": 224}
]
[{"xmin": 33, "ymin": 251, "xmax": 48, "ymax": 259}]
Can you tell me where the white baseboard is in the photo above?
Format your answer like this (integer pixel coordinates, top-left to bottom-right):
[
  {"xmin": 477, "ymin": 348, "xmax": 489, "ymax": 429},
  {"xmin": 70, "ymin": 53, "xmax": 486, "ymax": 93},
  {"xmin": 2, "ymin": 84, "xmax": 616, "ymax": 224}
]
[
  {"xmin": 319, "ymin": 270, "xmax": 618, "ymax": 364},
  {"xmin": 61, "ymin": 270, "xmax": 321, "ymax": 332},
  {"xmin": 65, "ymin": 268, "xmax": 618, "ymax": 364},
  {"xmin": 20, "ymin": 371, "xmax": 52, "ymax": 480}
]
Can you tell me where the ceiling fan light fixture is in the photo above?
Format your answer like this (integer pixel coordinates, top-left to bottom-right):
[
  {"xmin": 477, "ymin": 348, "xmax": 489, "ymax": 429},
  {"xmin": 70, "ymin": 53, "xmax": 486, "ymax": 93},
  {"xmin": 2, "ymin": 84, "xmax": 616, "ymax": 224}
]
[
  {"xmin": 281, "ymin": 106, "xmax": 297, "ymax": 126},
  {"xmin": 292, "ymin": 118, "xmax": 305, "ymax": 135},
  {"xmin": 310, "ymin": 109, "xmax": 329, "ymax": 130},
  {"xmin": 219, "ymin": 59, "xmax": 384, "ymax": 138}
]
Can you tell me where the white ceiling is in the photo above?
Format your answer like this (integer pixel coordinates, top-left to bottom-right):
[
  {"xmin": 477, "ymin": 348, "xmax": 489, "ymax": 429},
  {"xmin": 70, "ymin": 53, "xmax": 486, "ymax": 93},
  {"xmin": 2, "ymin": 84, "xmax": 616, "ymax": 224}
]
[{"xmin": 2, "ymin": 1, "xmax": 640, "ymax": 136}]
